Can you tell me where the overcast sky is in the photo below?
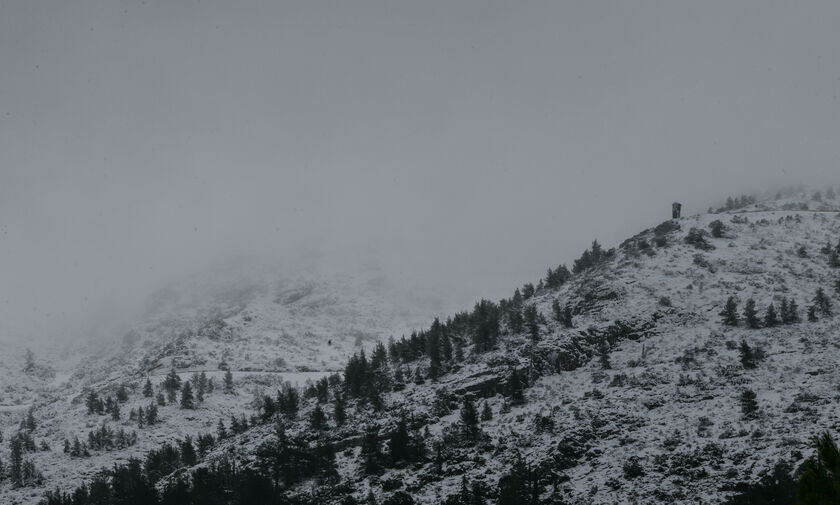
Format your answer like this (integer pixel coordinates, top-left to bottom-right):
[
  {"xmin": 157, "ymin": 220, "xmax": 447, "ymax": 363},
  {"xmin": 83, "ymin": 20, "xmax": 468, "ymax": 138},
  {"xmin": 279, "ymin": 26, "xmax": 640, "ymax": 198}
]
[{"xmin": 1, "ymin": 0, "xmax": 839, "ymax": 341}]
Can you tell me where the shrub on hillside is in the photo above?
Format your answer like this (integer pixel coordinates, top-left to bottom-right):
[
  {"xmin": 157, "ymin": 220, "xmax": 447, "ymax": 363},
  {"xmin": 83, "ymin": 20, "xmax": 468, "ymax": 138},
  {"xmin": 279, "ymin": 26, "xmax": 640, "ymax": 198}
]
[{"xmin": 685, "ymin": 228, "xmax": 715, "ymax": 250}]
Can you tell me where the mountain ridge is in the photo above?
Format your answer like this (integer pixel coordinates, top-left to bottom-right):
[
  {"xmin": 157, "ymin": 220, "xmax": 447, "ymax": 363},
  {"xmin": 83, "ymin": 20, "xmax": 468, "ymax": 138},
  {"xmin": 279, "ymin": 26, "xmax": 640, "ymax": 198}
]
[{"xmin": 3, "ymin": 185, "xmax": 840, "ymax": 505}]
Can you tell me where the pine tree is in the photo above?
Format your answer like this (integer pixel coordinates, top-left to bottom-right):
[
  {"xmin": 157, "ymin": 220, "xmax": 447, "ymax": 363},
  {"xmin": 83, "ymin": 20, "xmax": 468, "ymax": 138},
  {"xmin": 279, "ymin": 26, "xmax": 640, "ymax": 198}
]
[
  {"xmin": 454, "ymin": 340, "xmax": 465, "ymax": 361},
  {"xmin": 809, "ymin": 305, "xmax": 819, "ymax": 322},
  {"xmin": 780, "ymin": 298, "xmax": 790, "ymax": 324},
  {"xmin": 830, "ymin": 251, "xmax": 840, "ymax": 268},
  {"xmin": 196, "ymin": 372, "xmax": 207, "ymax": 402},
  {"xmin": 344, "ymin": 350, "xmax": 370, "ymax": 397},
  {"xmin": 459, "ymin": 397, "xmax": 480, "ymax": 443},
  {"xmin": 189, "ymin": 372, "xmax": 200, "ymax": 396},
  {"xmin": 371, "ymin": 342, "xmax": 388, "ymax": 369},
  {"xmin": 116, "ymin": 384, "xmax": 129, "ymax": 403},
  {"xmin": 814, "ymin": 288, "xmax": 833, "ymax": 317},
  {"xmin": 180, "ymin": 436, "xmax": 197, "ymax": 466},
  {"xmin": 561, "ymin": 305, "xmax": 574, "ymax": 328},
  {"xmin": 70, "ymin": 437, "xmax": 82, "ymax": 457},
  {"xmin": 798, "ymin": 432, "xmax": 840, "ymax": 505},
  {"xmin": 333, "ymin": 395, "xmax": 346, "ymax": 426},
  {"xmin": 309, "ymin": 404, "xmax": 326, "ymax": 430},
  {"xmin": 739, "ymin": 340, "xmax": 757, "ymax": 369},
  {"xmin": 360, "ymin": 425, "xmax": 384, "ymax": 475},
  {"xmin": 764, "ymin": 303, "xmax": 779, "ymax": 327},
  {"xmin": 507, "ymin": 368, "xmax": 525, "ymax": 406},
  {"xmin": 9, "ymin": 435, "xmax": 23, "ymax": 487},
  {"xmin": 512, "ymin": 288, "xmax": 522, "ymax": 307},
  {"xmin": 196, "ymin": 433, "xmax": 214, "ymax": 457},
  {"xmin": 85, "ymin": 391, "xmax": 99, "ymax": 415},
  {"xmin": 224, "ymin": 369, "xmax": 234, "ymax": 394},
  {"xmin": 426, "ymin": 321, "xmax": 442, "ymax": 380},
  {"xmin": 788, "ymin": 298, "xmax": 801, "ymax": 324},
  {"xmin": 314, "ymin": 437, "xmax": 338, "ymax": 479},
  {"xmin": 20, "ymin": 458, "xmax": 41, "ymax": 487},
  {"xmin": 744, "ymin": 298, "xmax": 760, "ymax": 328},
  {"xmin": 523, "ymin": 305, "xmax": 540, "ymax": 341},
  {"xmin": 740, "ymin": 389, "xmax": 759, "ymax": 419},
  {"xmin": 110, "ymin": 402, "xmax": 121, "ymax": 421},
  {"xmin": 142, "ymin": 379, "xmax": 153, "ymax": 398},
  {"xmin": 388, "ymin": 415, "xmax": 411, "ymax": 465},
  {"xmin": 480, "ymin": 401, "xmax": 493, "ymax": 421},
  {"xmin": 441, "ymin": 333, "xmax": 453, "ymax": 363},
  {"xmin": 164, "ymin": 368, "xmax": 181, "ymax": 393},
  {"xmin": 413, "ymin": 366, "xmax": 425, "ymax": 385},
  {"xmin": 230, "ymin": 415, "xmax": 242, "ymax": 434},
  {"xmin": 180, "ymin": 382, "xmax": 195, "ymax": 409},
  {"xmin": 104, "ymin": 396, "xmax": 115, "ymax": 415},
  {"xmin": 459, "ymin": 475, "xmax": 472, "ymax": 504},
  {"xmin": 709, "ymin": 220, "xmax": 725, "ymax": 238},
  {"xmin": 216, "ymin": 419, "xmax": 227, "ymax": 440},
  {"xmin": 386, "ymin": 335, "xmax": 399, "ymax": 363},
  {"xmin": 393, "ymin": 365, "xmax": 405, "ymax": 389},
  {"xmin": 720, "ymin": 296, "xmax": 739, "ymax": 326},
  {"xmin": 23, "ymin": 348, "xmax": 35, "ymax": 374},
  {"xmin": 24, "ymin": 408, "xmax": 36, "ymax": 432},
  {"xmin": 471, "ymin": 299, "xmax": 500, "ymax": 352},
  {"xmin": 277, "ymin": 384, "xmax": 299, "ymax": 419},
  {"xmin": 497, "ymin": 457, "xmax": 538, "ymax": 505},
  {"xmin": 549, "ymin": 264, "xmax": 571, "ymax": 288},
  {"xmin": 550, "ymin": 298, "xmax": 574, "ymax": 328},
  {"xmin": 551, "ymin": 299, "xmax": 563, "ymax": 323},
  {"xmin": 260, "ymin": 395, "xmax": 277, "ymax": 422},
  {"xmin": 146, "ymin": 403, "xmax": 158, "ymax": 425},
  {"xmin": 407, "ymin": 428, "xmax": 426, "ymax": 466},
  {"xmin": 508, "ymin": 305, "xmax": 524, "ymax": 335}
]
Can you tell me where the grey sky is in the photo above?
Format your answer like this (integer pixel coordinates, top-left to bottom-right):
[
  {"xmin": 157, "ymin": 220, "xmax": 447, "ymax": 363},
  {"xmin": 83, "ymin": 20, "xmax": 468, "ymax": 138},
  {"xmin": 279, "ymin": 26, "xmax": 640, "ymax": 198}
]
[{"xmin": 1, "ymin": 0, "xmax": 838, "ymax": 341}]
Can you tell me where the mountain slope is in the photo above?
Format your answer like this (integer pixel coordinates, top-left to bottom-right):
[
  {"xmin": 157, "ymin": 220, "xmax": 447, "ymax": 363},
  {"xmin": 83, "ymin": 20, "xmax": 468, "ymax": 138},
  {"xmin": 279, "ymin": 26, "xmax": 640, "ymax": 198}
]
[
  {"xmin": 319, "ymin": 199, "xmax": 840, "ymax": 504},
  {"xmin": 0, "ymin": 267, "xmax": 454, "ymax": 504},
  {"xmin": 4, "ymin": 186, "xmax": 840, "ymax": 505}
]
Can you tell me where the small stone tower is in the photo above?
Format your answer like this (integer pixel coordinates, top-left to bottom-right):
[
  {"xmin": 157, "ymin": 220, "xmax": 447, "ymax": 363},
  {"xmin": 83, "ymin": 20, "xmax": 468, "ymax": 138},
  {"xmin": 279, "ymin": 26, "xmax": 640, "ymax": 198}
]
[{"xmin": 672, "ymin": 202, "xmax": 682, "ymax": 219}]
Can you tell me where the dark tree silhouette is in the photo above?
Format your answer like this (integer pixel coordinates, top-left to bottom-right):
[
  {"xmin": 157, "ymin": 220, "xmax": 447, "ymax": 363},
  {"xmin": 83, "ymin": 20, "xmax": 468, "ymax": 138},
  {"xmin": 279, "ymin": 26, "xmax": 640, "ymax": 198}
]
[
  {"xmin": 721, "ymin": 297, "xmax": 739, "ymax": 326},
  {"xmin": 744, "ymin": 299, "xmax": 760, "ymax": 328},
  {"xmin": 180, "ymin": 382, "xmax": 195, "ymax": 410}
]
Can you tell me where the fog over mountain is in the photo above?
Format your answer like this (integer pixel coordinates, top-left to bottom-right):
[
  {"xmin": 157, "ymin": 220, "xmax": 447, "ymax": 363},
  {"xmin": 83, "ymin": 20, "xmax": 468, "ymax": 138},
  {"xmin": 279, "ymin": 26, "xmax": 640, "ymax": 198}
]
[
  {"xmin": 1, "ymin": 0, "xmax": 839, "ymax": 343},
  {"xmin": 5, "ymin": 3, "xmax": 840, "ymax": 505}
]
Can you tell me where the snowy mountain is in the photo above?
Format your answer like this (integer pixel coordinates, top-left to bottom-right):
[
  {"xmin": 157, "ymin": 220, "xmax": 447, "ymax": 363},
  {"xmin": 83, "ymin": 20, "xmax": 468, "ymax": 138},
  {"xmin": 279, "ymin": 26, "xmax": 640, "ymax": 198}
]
[
  {"xmin": 0, "ymin": 265, "xmax": 454, "ymax": 504},
  {"xmin": 3, "ymin": 185, "xmax": 840, "ymax": 505}
]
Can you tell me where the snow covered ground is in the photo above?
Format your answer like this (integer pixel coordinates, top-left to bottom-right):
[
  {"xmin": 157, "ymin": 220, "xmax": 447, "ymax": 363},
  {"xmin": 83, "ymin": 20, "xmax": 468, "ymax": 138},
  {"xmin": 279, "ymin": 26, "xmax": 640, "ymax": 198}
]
[
  {"xmin": 3, "ymin": 186, "xmax": 840, "ymax": 504},
  {"xmin": 0, "ymin": 267, "xmax": 454, "ymax": 504}
]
